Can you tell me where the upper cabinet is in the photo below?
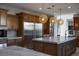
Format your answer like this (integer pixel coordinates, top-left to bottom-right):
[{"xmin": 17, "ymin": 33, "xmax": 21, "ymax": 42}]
[
  {"xmin": 23, "ymin": 13, "xmax": 39, "ymax": 23},
  {"xmin": 7, "ymin": 15, "xmax": 18, "ymax": 30},
  {"xmin": 43, "ymin": 19, "xmax": 50, "ymax": 34},
  {"xmin": 0, "ymin": 8, "xmax": 7, "ymax": 26},
  {"xmin": 73, "ymin": 16, "xmax": 79, "ymax": 31}
]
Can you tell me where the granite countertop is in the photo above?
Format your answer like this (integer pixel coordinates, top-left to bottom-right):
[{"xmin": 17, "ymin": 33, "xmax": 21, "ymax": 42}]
[
  {"xmin": 32, "ymin": 36, "xmax": 76, "ymax": 44},
  {"xmin": 0, "ymin": 37, "xmax": 22, "ymax": 39},
  {"xmin": 7, "ymin": 37, "xmax": 22, "ymax": 39}
]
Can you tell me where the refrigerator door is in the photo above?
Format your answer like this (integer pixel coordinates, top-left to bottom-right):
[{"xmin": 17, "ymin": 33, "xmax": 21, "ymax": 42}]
[
  {"xmin": 24, "ymin": 22, "xmax": 34, "ymax": 36},
  {"xmin": 34, "ymin": 23, "xmax": 43, "ymax": 38},
  {"xmin": 24, "ymin": 22, "xmax": 43, "ymax": 38}
]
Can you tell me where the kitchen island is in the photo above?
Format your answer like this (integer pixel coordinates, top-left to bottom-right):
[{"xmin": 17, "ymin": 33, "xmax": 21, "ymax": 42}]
[{"xmin": 32, "ymin": 36, "xmax": 76, "ymax": 56}]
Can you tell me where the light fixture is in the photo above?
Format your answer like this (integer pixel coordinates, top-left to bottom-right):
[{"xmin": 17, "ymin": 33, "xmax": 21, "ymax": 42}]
[
  {"xmin": 58, "ymin": 19, "xmax": 64, "ymax": 25},
  {"xmin": 58, "ymin": 8, "xmax": 64, "ymax": 25},
  {"xmin": 39, "ymin": 3, "xmax": 48, "ymax": 23},
  {"xmin": 39, "ymin": 14, "xmax": 48, "ymax": 23},
  {"xmin": 49, "ymin": 5, "xmax": 57, "ymax": 24},
  {"xmin": 50, "ymin": 16, "xmax": 57, "ymax": 24},
  {"xmin": 68, "ymin": 6, "xmax": 71, "ymax": 9},
  {"xmin": 39, "ymin": 8, "xmax": 42, "ymax": 10}
]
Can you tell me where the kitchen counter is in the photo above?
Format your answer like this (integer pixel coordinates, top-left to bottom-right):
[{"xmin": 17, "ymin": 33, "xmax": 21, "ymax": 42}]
[
  {"xmin": 32, "ymin": 36, "xmax": 76, "ymax": 56},
  {"xmin": 0, "ymin": 37, "xmax": 22, "ymax": 39},
  {"xmin": 32, "ymin": 36, "xmax": 76, "ymax": 44},
  {"xmin": 7, "ymin": 37, "xmax": 22, "ymax": 39},
  {"xmin": 0, "ymin": 37, "xmax": 23, "ymax": 47}
]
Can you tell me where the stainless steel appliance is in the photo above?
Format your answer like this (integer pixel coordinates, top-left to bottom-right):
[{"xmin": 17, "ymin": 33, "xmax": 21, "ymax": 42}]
[
  {"xmin": 0, "ymin": 30, "xmax": 7, "ymax": 37},
  {"xmin": 24, "ymin": 22, "xmax": 43, "ymax": 38},
  {"xmin": 23, "ymin": 22, "xmax": 43, "ymax": 48},
  {"xmin": 0, "ymin": 26, "xmax": 7, "ymax": 37}
]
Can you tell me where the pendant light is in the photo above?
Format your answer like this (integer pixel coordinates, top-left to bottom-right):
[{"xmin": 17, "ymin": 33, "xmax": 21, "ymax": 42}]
[
  {"xmin": 50, "ymin": 5, "xmax": 57, "ymax": 24},
  {"xmin": 39, "ymin": 3, "xmax": 48, "ymax": 23},
  {"xmin": 58, "ymin": 8, "xmax": 64, "ymax": 25}
]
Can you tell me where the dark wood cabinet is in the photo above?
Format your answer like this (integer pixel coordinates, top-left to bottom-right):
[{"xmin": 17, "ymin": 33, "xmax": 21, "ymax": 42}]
[
  {"xmin": 7, "ymin": 15, "xmax": 18, "ymax": 30},
  {"xmin": 32, "ymin": 40, "xmax": 76, "ymax": 56},
  {"xmin": 7, "ymin": 39, "xmax": 16, "ymax": 46},
  {"xmin": 73, "ymin": 16, "xmax": 79, "ymax": 47},
  {"xmin": 73, "ymin": 17, "xmax": 79, "ymax": 30},
  {"xmin": 16, "ymin": 38, "xmax": 23, "ymax": 46},
  {"xmin": 32, "ymin": 41, "xmax": 57, "ymax": 55},
  {"xmin": 0, "ymin": 39, "xmax": 7, "ymax": 44},
  {"xmin": 33, "ymin": 41, "xmax": 43, "ymax": 52},
  {"xmin": 43, "ymin": 19, "xmax": 50, "ymax": 34},
  {"xmin": 7, "ymin": 38, "xmax": 23, "ymax": 46},
  {"xmin": 75, "ymin": 36, "xmax": 79, "ymax": 47},
  {"xmin": 43, "ymin": 43, "xmax": 57, "ymax": 55},
  {"xmin": 22, "ymin": 36, "xmax": 33, "ymax": 48},
  {"xmin": 17, "ymin": 12, "xmax": 40, "ymax": 23}
]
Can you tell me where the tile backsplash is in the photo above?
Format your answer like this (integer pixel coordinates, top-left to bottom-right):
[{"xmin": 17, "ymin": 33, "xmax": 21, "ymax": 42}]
[{"xmin": 7, "ymin": 30, "xmax": 17, "ymax": 37}]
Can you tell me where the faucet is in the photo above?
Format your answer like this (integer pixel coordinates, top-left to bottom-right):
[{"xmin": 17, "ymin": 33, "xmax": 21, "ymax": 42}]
[{"xmin": 65, "ymin": 30, "xmax": 68, "ymax": 39}]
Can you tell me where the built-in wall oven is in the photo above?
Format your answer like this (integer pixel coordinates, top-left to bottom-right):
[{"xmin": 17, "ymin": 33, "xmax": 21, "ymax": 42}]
[
  {"xmin": 0, "ymin": 26, "xmax": 7, "ymax": 37},
  {"xmin": 0, "ymin": 30, "xmax": 7, "ymax": 37}
]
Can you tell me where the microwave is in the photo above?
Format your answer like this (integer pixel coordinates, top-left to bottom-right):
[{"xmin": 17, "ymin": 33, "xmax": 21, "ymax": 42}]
[{"xmin": 0, "ymin": 30, "xmax": 7, "ymax": 37}]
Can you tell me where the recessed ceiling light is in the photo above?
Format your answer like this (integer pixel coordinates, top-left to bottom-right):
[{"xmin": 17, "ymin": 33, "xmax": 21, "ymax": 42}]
[
  {"xmin": 39, "ymin": 8, "xmax": 42, "ymax": 10},
  {"xmin": 68, "ymin": 6, "xmax": 71, "ymax": 9}
]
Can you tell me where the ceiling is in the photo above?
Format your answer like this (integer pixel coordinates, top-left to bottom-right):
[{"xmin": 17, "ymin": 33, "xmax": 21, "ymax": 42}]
[{"xmin": 1, "ymin": 3, "xmax": 79, "ymax": 16}]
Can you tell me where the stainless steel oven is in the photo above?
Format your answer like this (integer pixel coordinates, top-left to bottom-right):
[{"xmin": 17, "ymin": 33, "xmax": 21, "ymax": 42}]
[
  {"xmin": 0, "ymin": 30, "xmax": 7, "ymax": 37},
  {"xmin": 0, "ymin": 26, "xmax": 7, "ymax": 37}
]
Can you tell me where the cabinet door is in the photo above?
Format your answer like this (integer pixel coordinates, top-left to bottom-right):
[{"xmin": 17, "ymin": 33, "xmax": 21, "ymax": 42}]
[
  {"xmin": 7, "ymin": 15, "xmax": 13, "ymax": 29},
  {"xmin": 12, "ymin": 16, "xmax": 18, "ymax": 30},
  {"xmin": 16, "ymin": 39, "xmax": 22, "ymax": 46},
  {"xmin": 43, "ymin": 43, "xmax": 57, "ymax": 55},
  {"xmin": 7, "ymin": 15, "xmax": 18, "ymax": 30},
  {"xmin": 7, "ymin": 39, "xmax": 16, "ymax": 46},
  {"xmin": 34, "ymin": 16, "xmax": 39, "ymax": 23},
  {"xmin": 0, "ymin": 39, "xmax": 7, "ymax": 44},
  {"xmin": 24, "ymin": 15, "xmax": 35, "ymax": 22},
  {"xmin": 74, "ymin": 17, "xmax": 79, "ymax": 30},
  {"xmin": 32, "ymin": 41, "xmax": 43, "ymax": 52},
  {"xmin": 0, "ymin": 9, "xmax": 7, "ymax": 25}
]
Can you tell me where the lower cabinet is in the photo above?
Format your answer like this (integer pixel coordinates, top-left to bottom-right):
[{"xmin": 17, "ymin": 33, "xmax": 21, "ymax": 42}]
[
  {"xmin": 22, "ymin": 36, "xmax": 33, "ymax": 48},
  {"xmin": 7, "ymin": 39, "xmax": 16, "ymax": 46},
  {"xmin": 0, "ymin": 39, "xmax": 7, "ymax": 44},
  {"xmin": 16, "ymin": 38, "xmax": 23, "ymax": 46},
  {"xmin": 0, "ymin": 38, "xmax": 23, "ymax": 47},
  {"xmin": 32, "ymin": 40, "xmax": 76, "ymax": 56},
  {"xmin": 32, "ymin": 41, "xmax": 57, "ymax": 55},
  {"xmin": 75, "ymin": 37, "xmax": 79, "ymax": 47},
  {"xmin": 43, "ymin": 43, "xmax": 57, "ymax": 55},
  {"xmin": 7, "ymin": 38, "xmax": 23, "ymax": 46},
  {"xmin": 33, "ymin": 41, "xmax": 43, "ymax": 52}
]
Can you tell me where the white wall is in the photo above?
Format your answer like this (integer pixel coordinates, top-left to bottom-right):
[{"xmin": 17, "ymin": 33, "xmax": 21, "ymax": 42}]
[{"xmin": 54, "ymin": 14, "xmax": 74, "ymax": 36}]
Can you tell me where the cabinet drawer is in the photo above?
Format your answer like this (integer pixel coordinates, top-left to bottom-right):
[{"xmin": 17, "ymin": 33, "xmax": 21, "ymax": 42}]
[
  {"xmin": 7, "ymin": 40, "xmax": 16, "ymax": 46},
  {"xmin": 0, "ymin": 39, "xmax": 7, "ymax": 44}
]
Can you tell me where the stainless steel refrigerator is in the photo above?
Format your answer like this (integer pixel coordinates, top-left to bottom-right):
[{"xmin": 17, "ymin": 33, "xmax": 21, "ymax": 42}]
[{"xmin": 24, "ymin": 22, "xmax": 43, "ymax": 38}]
